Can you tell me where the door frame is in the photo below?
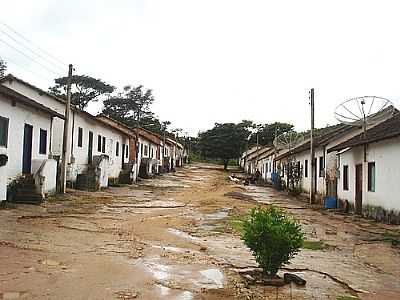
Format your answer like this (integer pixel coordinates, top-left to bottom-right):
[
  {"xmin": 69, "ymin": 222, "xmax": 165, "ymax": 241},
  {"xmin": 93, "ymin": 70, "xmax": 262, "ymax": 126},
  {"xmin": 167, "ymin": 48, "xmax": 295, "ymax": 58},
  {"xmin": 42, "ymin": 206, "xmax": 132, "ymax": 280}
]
[
  {"xmin": 355, "ymin": 164, "xmax": 363, "ymax": 215},
  {"xmin": 22, "ymin": 124, "xmax": 33, "ymax": 174},
  {"xmin": 88, "ymin": 131, "xmax": 93, "ymax": 165}
]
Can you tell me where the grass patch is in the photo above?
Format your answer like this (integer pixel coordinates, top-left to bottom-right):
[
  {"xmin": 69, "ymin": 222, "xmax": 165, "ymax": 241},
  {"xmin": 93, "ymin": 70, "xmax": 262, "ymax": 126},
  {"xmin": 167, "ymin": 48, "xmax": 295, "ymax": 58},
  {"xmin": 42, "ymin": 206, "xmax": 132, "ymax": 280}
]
[
  {"xmin": 302, "ymin": 240, "xmax": 325, "ymax": 250},
  {"xmin": 382, "ymin": 232, "xmax": 400, "ymax": 246},
  {"xmin": 336, "ymin": 296, "xmax": 361, "ymax": 300},
  {"xmin": 229, "ymin": 219, "xmax": 244, "ymax": 233}
]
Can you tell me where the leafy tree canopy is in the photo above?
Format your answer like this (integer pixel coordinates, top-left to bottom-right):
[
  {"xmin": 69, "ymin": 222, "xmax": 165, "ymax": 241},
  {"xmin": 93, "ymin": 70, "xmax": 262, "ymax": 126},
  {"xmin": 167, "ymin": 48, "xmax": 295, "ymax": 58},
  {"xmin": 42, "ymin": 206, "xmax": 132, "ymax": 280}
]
[
  {"xmin": 198, "ymin": 122, "xmax": 251, "ymax": 169},
  {"xmin": 249, "ymin": 122, "xmax": 294, "ymax": 146},
  {"xmin": 49, "ymin": 75, "xmax": 115, "ymax": 110},
  {"xmin": 102, "ymin": 85, "xmax": 172, "ymax": 136}
]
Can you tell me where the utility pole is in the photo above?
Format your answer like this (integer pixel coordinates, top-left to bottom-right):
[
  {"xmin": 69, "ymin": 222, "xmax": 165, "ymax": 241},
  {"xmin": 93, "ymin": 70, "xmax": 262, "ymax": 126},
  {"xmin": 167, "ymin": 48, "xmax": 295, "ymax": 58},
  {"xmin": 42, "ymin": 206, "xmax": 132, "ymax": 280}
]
[
  {"xmin": 60, "ymin": 64, "xmax": 73, "ymax": 194},
  {"xmin": 309, "ymin": 88, "xmax": 315, "ymax": 204}
]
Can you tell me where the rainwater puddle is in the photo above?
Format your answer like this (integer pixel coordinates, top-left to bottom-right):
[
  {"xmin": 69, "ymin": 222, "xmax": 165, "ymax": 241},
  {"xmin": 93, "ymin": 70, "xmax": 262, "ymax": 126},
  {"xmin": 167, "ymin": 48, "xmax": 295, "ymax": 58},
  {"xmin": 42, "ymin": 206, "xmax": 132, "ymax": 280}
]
[
  {"xmin": 199, "ymin": 268, "xmax": 224, "ymax": 288},
  {"xmin": 156, "ymin": 285, "xmax": 194, "ymax": 300},
  {"xmin": 168, "ymin": 228, "xmax": 200, "ymax": 242},
  {"xmin": 144, "ymin": 259, "xmax": 225, "ymax": 292},
  {"xmin": 152, "ymin": 245, "xmax": 191, "ymax": 254},
  {"xmin": 204, "ymin": 209, "xmax": 229, "ymax": 220}
]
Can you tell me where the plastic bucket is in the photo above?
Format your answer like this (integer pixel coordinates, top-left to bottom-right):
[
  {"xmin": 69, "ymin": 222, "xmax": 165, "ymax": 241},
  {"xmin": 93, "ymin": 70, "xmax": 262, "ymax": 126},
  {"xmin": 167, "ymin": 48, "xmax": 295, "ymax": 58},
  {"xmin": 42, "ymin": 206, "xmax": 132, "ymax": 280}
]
[{"xmin": 324, "ymin": 196, "xmax": 337, "ymax": 209}]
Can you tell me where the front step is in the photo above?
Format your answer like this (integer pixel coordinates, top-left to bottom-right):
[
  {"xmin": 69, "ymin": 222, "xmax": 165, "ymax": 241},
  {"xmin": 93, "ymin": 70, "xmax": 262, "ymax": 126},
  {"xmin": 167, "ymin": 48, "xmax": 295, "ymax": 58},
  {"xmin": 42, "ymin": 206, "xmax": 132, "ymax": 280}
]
[
  {"xmin": 13, "ymin": 188, "xmax": 43, "ymax": 204},
  {"xmin": 9, "ymin": 175, "xmax": 43, "ymax": 205}
]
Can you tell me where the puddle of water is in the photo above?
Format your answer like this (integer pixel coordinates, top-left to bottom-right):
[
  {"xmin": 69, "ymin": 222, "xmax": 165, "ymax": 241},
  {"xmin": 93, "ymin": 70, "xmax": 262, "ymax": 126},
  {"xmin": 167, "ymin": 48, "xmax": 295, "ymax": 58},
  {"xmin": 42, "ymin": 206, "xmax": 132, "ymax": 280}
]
[
  {"xmin": 167, "ymin": 228, "xmax": 199, "ymax": 242},
  {"xmin": 146, "ymin": 262, "xmax": 171, "ymax": 281},
  {"xmin": 152, "ymin": 245, "xmax": 189, "ymax": 254},
  {"xmin": 199, "ymin": 268, "xmax": 224, "ymax": 288},
  {"xmin": 204, "ymin": 209, "xmax": 229, "ymax": 220},
  {"xmin": 155, "ymin": 285, "xmax": 194, "ymax": 300}
]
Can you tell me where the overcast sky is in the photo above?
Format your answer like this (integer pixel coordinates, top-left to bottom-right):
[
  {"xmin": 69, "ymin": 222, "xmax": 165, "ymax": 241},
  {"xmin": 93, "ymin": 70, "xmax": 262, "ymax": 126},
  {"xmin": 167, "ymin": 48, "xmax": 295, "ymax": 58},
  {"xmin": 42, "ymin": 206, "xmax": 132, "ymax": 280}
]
[{"xmin": 1, "ymin": 0, "xmax": 400, "ymax": 135}]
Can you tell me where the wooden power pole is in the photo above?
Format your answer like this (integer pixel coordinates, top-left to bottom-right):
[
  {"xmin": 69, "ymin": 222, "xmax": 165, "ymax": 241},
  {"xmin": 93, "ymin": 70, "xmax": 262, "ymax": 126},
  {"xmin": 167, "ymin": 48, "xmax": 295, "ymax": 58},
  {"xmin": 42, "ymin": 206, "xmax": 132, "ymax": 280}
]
[
  {"xmin": 309, "ymin": 88, "xmax": 315, "ymax": 204},
  {"xmin": 60, "ymin": 64, "xmax": 73, "ymax": 194}
]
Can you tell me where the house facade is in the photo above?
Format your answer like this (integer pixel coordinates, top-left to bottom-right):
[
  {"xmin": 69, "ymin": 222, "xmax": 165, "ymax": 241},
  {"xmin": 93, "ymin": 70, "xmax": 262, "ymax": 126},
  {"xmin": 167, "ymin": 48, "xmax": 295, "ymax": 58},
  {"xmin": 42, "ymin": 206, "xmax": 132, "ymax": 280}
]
[
  {"xmin": 1, "ymin": 74, "xmax": 132, "ymax": 190},
  {"xmin": 0, "ymin": 85, "xmax": 64, "ymax": 201},
  {"xmin": 329, "ymin": 113, "xmax": 400, "ymax": 224}
]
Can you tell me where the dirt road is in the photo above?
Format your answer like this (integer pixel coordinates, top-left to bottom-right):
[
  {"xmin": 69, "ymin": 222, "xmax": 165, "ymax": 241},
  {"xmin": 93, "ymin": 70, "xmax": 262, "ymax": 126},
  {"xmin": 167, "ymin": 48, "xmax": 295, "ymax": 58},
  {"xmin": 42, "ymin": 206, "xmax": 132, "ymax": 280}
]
[{"xmin": 1, "ymin": 164, "xmax": 399, "ymax": 299}]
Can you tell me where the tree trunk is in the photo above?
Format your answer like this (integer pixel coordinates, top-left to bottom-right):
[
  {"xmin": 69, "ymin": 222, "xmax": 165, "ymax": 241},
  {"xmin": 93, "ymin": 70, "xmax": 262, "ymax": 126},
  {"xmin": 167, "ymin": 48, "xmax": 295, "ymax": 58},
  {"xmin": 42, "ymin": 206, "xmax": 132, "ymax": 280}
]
[{"xmin": 223, "ymin": 160, "xmax": 229, "ymax": 170}]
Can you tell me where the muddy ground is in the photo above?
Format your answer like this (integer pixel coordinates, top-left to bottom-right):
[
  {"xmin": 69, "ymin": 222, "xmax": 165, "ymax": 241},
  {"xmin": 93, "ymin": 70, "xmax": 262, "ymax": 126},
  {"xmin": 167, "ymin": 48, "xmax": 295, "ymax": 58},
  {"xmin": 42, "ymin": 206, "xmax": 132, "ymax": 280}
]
[{"xmin": 0, "ymin": 164, "xmax": 400, "ymax": 300}]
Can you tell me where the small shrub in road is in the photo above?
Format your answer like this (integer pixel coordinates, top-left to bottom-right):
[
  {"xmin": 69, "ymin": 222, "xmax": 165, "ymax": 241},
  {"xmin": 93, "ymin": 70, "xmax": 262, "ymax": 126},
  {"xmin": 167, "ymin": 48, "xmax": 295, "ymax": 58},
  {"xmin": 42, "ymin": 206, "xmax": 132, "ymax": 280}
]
[{"xmin": 241, "ymin": 206, "xmax": 304, "ymax": 277}]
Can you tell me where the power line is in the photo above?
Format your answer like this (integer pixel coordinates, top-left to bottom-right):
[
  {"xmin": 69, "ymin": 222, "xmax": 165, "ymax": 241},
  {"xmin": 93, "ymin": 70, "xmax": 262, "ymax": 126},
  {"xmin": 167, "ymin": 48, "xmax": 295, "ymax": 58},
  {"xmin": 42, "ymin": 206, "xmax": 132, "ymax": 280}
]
[
  {"xmin": 0, "ymin": 20, "xmax": 67, "ymax": 68},
  {"xmin": 0, "ymin": 53, "xmax": 55, "ymax": 83},
  {"xmin": 0, "ymin": 37, "xmax": 62, "ymax": 76},
  {"xmin": 0, "ymin": 27, "xmax": 66, "ymax": 73}
]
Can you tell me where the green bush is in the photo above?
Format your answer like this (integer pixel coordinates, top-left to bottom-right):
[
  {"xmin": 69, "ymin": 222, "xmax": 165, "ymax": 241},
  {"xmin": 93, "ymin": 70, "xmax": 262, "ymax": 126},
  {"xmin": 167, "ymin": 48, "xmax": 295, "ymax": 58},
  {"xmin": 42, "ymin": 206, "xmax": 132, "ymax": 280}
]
[{"xmin": 241, "ymin": 206, "xmax": 304, "ymax": 277}]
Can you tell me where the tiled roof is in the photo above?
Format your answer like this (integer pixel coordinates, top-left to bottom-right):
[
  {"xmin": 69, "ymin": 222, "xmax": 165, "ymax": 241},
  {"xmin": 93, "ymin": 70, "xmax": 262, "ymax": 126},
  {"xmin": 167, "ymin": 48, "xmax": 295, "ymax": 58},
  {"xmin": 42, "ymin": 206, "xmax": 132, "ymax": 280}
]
[
  {"xmin": 0, "ymin": 85, "xmax": 65, "ymax": 119},
  {"xmin": 328, "ymin": 112, "xmax": 400, "ymax": 152},
  {"xmin": 275, "ymin": 123, "xmax": 354, "ymax": 160}
]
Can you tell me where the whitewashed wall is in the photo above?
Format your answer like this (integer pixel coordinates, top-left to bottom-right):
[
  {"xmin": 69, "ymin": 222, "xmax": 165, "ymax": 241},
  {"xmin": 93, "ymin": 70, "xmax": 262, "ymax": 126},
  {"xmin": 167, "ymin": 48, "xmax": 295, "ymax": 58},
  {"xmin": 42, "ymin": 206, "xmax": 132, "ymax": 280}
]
[
  {"xmin": 0, "ymin": 94, "xmax": 55, "ymax": 199},
  {"xmin": 68, "ymin": 111, "xmax": 130, "ymax": 182},
  {"xmin": 337, "ymin": 136, "xmax": 400, "ymax": 211},
  {"xmin": 1, "ymin": 80, "xmax": 65, "ymax": 156}
]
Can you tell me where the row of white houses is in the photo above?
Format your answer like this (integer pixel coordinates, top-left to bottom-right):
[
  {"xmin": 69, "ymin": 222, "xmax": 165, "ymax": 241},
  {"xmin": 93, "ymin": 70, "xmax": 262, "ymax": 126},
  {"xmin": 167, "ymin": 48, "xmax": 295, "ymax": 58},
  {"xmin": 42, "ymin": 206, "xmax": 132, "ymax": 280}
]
[
  {"xmin": 240, "ymin": 112, "xmax": 400, "ymax": 224},
  {"xmin": 0, "ymin": 74, "xmax": 186, "ymax": 203}
]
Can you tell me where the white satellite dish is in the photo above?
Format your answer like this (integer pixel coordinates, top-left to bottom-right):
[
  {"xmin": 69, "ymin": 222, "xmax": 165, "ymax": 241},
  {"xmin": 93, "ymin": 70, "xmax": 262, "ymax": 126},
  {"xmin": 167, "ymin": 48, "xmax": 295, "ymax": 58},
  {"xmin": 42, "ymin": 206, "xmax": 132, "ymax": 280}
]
[
  {"xmin": 334, "ymin": 96, "xmax": 394, "ymax": 128},
  {"xmin": 334, "ymin": 96, "xmax": 395, "ymax": 162},
  {"xmin": 273, "ymin": 131, "xmax": 304, "ymax": 151}
]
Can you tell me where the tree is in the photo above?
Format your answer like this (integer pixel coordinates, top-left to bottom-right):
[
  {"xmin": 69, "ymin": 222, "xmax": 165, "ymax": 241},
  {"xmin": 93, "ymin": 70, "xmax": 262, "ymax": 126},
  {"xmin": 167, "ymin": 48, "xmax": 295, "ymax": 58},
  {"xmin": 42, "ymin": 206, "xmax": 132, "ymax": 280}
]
[
  {"xmin": 241, "ymin": 206, "xmax": 304, "ymax": 278},
  {"xmin": 0, "ymin": 58, "xmax": 7, "ymax": 78},
  {"xmin": 49, "ymin": 75, "xmax": 115, "ymax": 110},
  {"xmin": 249, "ymin": 122, "xmax": 294, "ymax": 146},
  {"xmin": 198, "ymin": 122, "xmax": 250, "ymax": 169},
  {"xmin": 102, "ymin": 85, "xmax": 167, "ymax": 133}
]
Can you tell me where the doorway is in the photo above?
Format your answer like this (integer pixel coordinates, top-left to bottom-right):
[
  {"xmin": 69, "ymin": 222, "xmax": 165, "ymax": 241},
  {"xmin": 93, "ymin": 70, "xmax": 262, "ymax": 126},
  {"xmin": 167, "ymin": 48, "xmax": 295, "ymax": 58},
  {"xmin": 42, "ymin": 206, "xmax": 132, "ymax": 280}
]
[
  {"xmin": 22, "ymin": 124, "xmax": 33, "ymax": 174},
  {"xmin": 88, "ymin": 131, "xmax": 93, "ymax": 164},
  {"xmin": 355, "ymin": 164, "xmax": 363, "ymax": 214}
]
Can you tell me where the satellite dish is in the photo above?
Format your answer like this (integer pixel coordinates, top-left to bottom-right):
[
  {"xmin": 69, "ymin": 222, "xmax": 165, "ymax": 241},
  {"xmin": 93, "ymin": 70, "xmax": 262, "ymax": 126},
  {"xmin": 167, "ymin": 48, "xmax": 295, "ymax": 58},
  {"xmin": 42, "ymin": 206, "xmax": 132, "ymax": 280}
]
[
  {"xmin": 334, "ymin": 96, "xmax": 395, "ymax": 162},
  {"xmin": 334, "ymin": 96, "xmax": 394, "ymax": 128},
  {"xmin": 273, "ymin": 131, "xmax": 304, "ymax": 151}
]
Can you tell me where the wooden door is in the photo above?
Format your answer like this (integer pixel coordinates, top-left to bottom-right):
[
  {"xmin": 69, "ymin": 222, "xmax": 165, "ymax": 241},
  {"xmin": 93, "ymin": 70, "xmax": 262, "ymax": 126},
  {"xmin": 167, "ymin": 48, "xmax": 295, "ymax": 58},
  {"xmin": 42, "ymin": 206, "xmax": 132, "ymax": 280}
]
[
  {"xmin": 88, "ymin": 131, "xmax": 93, "ymax": 164},
  {"xmin": 355, "ymin": 164, "xmax": 363, "ymax": 214},
  {"xmin": 22, "ymin": 124, "xmax": 33, "ymax": 174},
  {"xmin": 313, "ymin": 157, "xmax": 317, "ymax": 193}
]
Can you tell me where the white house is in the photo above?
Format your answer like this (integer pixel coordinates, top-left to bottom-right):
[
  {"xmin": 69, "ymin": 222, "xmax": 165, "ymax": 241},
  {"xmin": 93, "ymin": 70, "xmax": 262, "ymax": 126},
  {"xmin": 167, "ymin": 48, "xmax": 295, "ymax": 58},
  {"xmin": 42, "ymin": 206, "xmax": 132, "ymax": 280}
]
[
  {"xmin": 240, "ymin": 146, "xmax": 259, "ymax": 174},
  {"xmin": 135, "ymin": 128, "xmax": 162, "ymax": 177},
  {"xmin": 1, "ymin": 74, "xmax": 132, "ymax": 190},
  {"xmin": 328, "ymin": 113, "xmax": 400, "ymax": 224},
  {"xmin": 0, "ymin": 85, "xmax": 64, "ymax": 202},
  {"xmin": 258, "ymin": 147, "xmax": 276, "ymax": 182}
]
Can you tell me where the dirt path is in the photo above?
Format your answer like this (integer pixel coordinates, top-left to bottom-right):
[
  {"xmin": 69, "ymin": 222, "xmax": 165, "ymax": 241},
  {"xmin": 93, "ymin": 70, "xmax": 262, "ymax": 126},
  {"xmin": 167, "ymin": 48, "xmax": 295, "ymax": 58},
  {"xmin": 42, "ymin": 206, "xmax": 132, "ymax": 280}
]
[{"xmin": 0, "ymin": 164, "xmax": 399, "ymax": 299}]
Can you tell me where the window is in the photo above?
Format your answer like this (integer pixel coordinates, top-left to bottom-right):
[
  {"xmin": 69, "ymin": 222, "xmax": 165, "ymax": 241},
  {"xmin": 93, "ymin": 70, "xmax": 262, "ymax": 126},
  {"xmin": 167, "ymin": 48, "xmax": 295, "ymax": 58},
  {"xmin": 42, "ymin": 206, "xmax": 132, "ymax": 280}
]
[
  {"xmin": 144, "ymin": 145, "xmax": 148, "ymax": 156},
  {"xmin": 125, "ymin": 145, "xmax": 128, "ymax": 158},
  {"xmin": 304, "ymin": 159, "xmax": 308, "ymax": 178},
  {"xmin": 97, "ymin": 135, "xmax": 102, "ymax": 152},
  {"xmin": 140, "ymin": 143, "xmax": 143, "ymax": 155},
  {"xmin": 116, "ymin": 142, "xmax": 119, "ymax": 156},
  {"xmin": 343, "ymin": 165, "xmax": 349, "ymax": 191},
  {"xmin": 368, "ymin": 162, "xmax": 376, "ymax": 192},
  {"xmin": 77, "ymin": 127, "xmax": 83, "ymax": 147},
  {"xmin": 39, "ymin": 129, "xmax": 47, "ymax": 155},
  {"xmin": 0, "ymin": 116, "xmax": 9, "ymax": 147},
  {"xmin": 102, "ymin": 137, "xmax": 106, "ymax": 153},
  {"xmin": 151, "ymin": 148, "xmax": 154, "ymax": 158},
  {"xmin": 319, "ymin": 156, "xmax": 324, "ymax": 177}
]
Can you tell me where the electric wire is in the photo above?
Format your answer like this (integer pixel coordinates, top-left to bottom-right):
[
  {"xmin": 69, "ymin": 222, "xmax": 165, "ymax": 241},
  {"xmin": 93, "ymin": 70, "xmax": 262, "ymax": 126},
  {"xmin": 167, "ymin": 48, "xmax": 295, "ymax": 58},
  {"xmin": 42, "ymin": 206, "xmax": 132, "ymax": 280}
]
[
  {"xmin": 0, "ymin": 20, "xmax": 67, "ymax": 68},
  {"xmin": 0, "ymin": 52, "xmax": 55, "ymax": 83},
  {"xmin": 0, "ymin": 37, "xmax": 62, "ymax": 77},
  {"xmin": 0, "ymin": 26, "xmax": 66, "ymax": 73}
]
